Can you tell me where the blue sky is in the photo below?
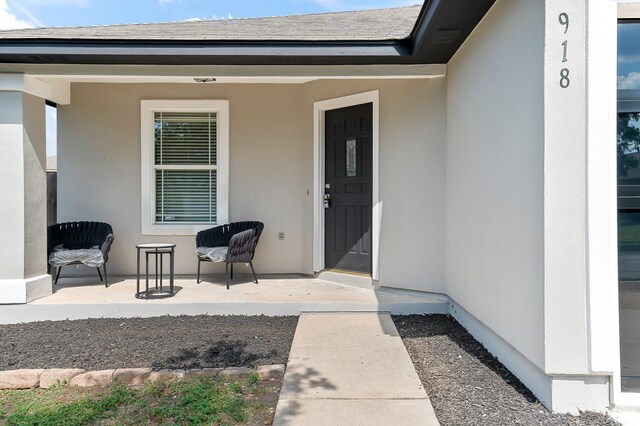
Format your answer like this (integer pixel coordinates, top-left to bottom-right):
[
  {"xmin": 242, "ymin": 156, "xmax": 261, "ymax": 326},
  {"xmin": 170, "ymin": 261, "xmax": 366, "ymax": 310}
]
[
  {"xmin": 618, "ymin": 23, "xmax": 640, "ymax": 89},
  {"xmin": 4, "ymin": 0, "xmax": 419, "ymax": 28}
]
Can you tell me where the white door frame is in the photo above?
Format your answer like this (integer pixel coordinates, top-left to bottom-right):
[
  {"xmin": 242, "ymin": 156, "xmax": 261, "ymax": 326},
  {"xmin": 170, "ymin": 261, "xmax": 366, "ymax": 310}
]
[
  {"xmin": 613, "ymin": 1, "xmax": 637, "ymax": 407},
  {"xmin": 313, "ymin": 90, "xmax": 380, "ymax": 279}
]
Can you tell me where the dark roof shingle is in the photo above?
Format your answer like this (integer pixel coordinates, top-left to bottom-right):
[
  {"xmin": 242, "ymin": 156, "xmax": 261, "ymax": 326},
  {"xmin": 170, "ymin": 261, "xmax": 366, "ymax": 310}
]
[{"xmin": 0, "ymin": 6, "xmax": 421, "ymax": 41}]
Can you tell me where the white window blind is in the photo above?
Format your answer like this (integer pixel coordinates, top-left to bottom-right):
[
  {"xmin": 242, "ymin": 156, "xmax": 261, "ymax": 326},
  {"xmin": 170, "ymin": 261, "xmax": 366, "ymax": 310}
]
[{"xmin": 154, "ymin": 112, "xmax": 217, "ymax": 224}]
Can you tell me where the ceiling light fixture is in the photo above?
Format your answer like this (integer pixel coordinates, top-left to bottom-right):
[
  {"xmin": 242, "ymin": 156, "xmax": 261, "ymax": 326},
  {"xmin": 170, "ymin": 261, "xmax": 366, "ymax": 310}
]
[{"xmin": 193, "ymin": 77, "xmax": 217, "ymax": 83}]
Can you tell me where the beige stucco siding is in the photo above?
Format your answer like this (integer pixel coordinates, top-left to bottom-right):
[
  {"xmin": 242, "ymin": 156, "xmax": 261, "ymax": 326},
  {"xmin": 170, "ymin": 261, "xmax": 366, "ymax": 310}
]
[
  {"xmin": 23, "ymin": 93, "xmax": 47, "ymax": 279},
  {"xmin": 59, "ymin": 84, "xmax": 306, "ymax": 277},
  {"xmin": 446, "ymin": 0, "xmax": 545, "ymax": 369},
  {"xmin": 58, "ymin": 79, "xmax": 446, "ymax": 293}
]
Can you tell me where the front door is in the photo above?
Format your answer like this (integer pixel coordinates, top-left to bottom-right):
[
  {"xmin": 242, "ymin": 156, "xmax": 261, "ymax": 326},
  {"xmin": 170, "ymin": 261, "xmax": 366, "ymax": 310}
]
[{"xmin": 324, "ymin": 103, "xmax": 373, "ymax": 273}]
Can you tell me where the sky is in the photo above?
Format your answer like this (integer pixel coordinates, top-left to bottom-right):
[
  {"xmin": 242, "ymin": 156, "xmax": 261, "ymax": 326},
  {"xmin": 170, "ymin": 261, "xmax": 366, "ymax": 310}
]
[
  {"xmin": 618, "ymin": 23, "xmax": 640, "ymax": 90},
  {"xmin": 1, "ymin": 0, "xmax": 419, "ymax": 28},
  {"xmin": 1, "ymin": 0, "xmax": 420, "ymax": 158}
]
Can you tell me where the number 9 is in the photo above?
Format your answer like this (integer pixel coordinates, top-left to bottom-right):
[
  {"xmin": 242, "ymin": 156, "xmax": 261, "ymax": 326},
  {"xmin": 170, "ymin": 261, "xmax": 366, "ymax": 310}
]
[{"xmin": 559, "ymin": 12, "xmax": 569, "ymax": 34}]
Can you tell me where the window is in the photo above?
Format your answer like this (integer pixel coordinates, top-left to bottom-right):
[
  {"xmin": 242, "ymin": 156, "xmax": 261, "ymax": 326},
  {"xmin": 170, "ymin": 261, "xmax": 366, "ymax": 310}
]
[{"xmin": 141, "ymin": 100, "xmax": 229, "ymax": 235}]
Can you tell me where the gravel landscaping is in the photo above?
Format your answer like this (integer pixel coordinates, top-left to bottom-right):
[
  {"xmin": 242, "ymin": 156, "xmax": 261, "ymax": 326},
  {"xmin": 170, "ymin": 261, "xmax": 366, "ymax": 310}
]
[
  {"xmin": 0, "ymin": 315, "xmax": 297, "ymax": 371},
  {"xmin": 394, "ymin": 314, "xmax": 620, "ymax": 426}
]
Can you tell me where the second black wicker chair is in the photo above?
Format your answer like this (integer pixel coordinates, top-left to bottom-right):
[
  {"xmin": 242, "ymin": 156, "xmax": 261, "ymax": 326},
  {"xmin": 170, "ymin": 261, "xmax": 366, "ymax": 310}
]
[{"xmin": 195, "ymin": 221, "xmax": 264, "ymax": 289}]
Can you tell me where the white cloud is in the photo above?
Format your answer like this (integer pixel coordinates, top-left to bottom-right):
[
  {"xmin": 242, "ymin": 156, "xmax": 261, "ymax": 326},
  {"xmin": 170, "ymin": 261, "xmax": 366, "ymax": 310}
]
[
  {"xmin": 212, "ymin": 13, "xmax": 234, "ymax": 20},
  {"xmin": 0, "ymin": 0, "xmax": 34, "ymax": 30},
  {"xmin": 619, "ymin": 72, "xmax": 640, "ymax": 90},
  {"xmin": 158, "ymin": 0, "xmax": 174, "ymax": 4},
  {"xmin": 7, "ymin": 0, "xmax": 44, "ymax": 27},
  {"xmin": 182, "ymin": 13, "xmax": 234, "ymax": 22},
  {"xmin": 309, "ymin": 0, "xmax": 417, "ymax": 11}
]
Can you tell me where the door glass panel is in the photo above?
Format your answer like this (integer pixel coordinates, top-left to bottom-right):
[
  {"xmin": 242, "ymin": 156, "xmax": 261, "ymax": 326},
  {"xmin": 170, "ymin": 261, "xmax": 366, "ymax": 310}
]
[
  {"xmin": 619, "ymin": 212, "xmax": 640, "ymax": 281},
  {"xmin": 618, "ymin": 22, "xmax": 640, "ymax": 392},
  {"xmin": 346, "ymin": 138, "xmax": 357, "ymax": 177}
]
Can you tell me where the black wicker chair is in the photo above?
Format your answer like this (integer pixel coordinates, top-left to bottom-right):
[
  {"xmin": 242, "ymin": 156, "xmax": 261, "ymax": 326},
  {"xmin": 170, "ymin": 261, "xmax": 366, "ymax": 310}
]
[
  {"xmin": 47, "ymin": 221, "xmax": 114, "ymax": 287},
  {"xmin": 195, "ymin": 221, "xmax": 264, "ymax": 289}
]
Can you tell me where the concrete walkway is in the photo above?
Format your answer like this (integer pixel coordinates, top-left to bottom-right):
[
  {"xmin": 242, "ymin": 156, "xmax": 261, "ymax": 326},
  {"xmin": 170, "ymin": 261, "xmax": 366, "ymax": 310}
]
[{"xmin": 274, "ymin": 312, "xmax": 440, "ymax": 426}]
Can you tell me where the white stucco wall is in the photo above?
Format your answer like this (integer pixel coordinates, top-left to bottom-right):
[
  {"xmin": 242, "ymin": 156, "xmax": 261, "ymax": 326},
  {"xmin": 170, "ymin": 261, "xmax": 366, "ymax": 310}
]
[
  {"xmin": 446, "ymin": 0, "xmax": 545, "ymax": 373},
  {"xmin": 0, "ymin": 91, "xmax": 27, "ymax": 281},
  {"xmin": 0, "ymin": 90, "xmax": 51, "ymax": 303},
  {"xmin": 58, "ymin": 79, "xmax": 446, "ymax": 293},
  {"xmin": 446, "ymin": 0, "xmax": 618, "ymax": 412}
]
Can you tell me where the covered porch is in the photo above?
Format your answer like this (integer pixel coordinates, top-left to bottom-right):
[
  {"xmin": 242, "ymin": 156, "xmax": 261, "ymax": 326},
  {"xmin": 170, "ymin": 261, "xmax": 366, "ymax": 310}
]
[
  {"xmin": 0, "ymin": 274, "xmax": 448, "ymax": 325},
  {"xmin": 0, "ymin": 64, "xmax": 449, "ymax": 306}
]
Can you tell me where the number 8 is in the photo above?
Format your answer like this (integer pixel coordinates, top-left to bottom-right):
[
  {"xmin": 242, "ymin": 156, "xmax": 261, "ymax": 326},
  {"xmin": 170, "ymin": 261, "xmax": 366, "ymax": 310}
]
[{"xmin": 560, "ymin": 68, "xmax": 570, "ymax": 88}]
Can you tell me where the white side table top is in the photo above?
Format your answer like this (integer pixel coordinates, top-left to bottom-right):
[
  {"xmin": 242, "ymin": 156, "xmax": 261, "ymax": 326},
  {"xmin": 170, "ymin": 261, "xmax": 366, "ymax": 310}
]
[{"xmin": 136, "ymin": 243, "xmax": 176, "ymax": 249}]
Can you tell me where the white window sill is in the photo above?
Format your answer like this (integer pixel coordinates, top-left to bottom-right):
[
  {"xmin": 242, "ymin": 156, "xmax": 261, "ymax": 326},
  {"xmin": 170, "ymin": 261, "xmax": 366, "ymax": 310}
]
[{"xmin": 141, "ymin": 223, "xmax": 219, "ymax": 236}]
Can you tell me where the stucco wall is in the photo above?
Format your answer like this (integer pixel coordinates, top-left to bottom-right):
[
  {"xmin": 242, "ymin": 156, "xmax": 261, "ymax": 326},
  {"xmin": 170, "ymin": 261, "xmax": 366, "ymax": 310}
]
[
  {"xmin": 22, "ymin": 93, "xmax": 47, "ymax": 279},
  {"xmin": 58, "ymin": 79, "xmax": 446, "ymax": 293},
  {"xmin": 59, "ymin": 83, "xmax": 307, "ymax": 276},
  {"xmin": 0, "ymin": 91, "xmax": 25, "ymax": 280},
  {"xmin": 0, "ymin": 92, "xmax": 46, "ymax": 280},
  {"xmin": 446, "ymin": 0, "xmax": 545, "ymax": 370}
]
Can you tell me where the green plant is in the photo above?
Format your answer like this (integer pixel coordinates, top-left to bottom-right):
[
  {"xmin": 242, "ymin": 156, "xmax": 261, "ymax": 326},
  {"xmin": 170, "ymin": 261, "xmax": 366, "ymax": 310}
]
[{"xmin": 0, "ymin": 375, "xmax": 262, "ymax": 426}]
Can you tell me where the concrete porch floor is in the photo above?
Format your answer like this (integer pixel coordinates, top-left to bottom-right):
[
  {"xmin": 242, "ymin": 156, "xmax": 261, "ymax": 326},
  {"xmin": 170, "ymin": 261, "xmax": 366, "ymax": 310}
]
[{"xmin": 0, "ymin": 274, "xmax": 449, "ymax": 324}]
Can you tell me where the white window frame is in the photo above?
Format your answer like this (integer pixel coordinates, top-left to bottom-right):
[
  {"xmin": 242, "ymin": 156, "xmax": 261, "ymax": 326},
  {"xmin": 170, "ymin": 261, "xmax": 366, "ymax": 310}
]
[{"xmin": 141, "ymin": 100, "xmax": 229, "ymax": 235}]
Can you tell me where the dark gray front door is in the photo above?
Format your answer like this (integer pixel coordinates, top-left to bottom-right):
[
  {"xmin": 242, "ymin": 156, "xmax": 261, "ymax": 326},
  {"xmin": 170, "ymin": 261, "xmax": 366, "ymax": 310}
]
[{"xmin": 324, "ymin": 103, "xmax": 373, "ymax": 273}]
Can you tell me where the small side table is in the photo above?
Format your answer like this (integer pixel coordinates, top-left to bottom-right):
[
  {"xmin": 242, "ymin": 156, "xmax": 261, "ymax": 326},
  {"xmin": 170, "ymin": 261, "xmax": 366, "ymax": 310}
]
[{"xmin": 136, "ymin": 243, "xmax": 176, "ymax": 299}]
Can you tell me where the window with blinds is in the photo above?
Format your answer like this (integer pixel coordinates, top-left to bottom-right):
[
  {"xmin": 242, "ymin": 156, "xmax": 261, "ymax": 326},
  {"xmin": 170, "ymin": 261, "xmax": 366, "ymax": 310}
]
[{"xmin": 154, "ymin": 112, "xmax": 217, "ymax": 224}]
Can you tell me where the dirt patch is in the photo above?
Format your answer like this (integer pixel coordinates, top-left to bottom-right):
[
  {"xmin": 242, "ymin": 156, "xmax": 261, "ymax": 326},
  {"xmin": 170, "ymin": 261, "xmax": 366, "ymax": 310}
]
[
  {"xmin": 0, "ymin": 315, "xmax": 297, "ymax": 371},
  {"xmin": 394, "ymin": 315, "xmax": 620, "ymax": 426},
  {"xmin": 247, "ymin": 376, "xmax": 283, "ymax": 426}
]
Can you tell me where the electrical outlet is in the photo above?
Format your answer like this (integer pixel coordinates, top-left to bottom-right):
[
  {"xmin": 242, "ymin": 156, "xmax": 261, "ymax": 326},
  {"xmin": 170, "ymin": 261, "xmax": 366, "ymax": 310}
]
[{"xmin": 278, "ymin": 232, "xmax": 285, "ymax": 241}]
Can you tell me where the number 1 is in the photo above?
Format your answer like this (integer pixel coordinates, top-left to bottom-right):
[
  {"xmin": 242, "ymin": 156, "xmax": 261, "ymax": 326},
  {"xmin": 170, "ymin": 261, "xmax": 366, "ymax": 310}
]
[{"xmin": 561, "ymin": 40, "xmax": 568, "ymax": 62}]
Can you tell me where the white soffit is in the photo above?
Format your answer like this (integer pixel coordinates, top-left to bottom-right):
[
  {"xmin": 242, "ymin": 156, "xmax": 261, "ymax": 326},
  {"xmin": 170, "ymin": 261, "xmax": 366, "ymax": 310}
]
[
  {"xmin": 619, "ymin": 2, "xmax": 640, "ymax": 19},
  {"xmin": 10, "ymin": 64, "xmax": 446, "ymax": 85},
  {"xmin": 38, "ymin": 72, "xmax": 446, "ymax": 86},
  {"xmin": 44, "ymin": 76, "xmax": 318, "ymax": 84}
]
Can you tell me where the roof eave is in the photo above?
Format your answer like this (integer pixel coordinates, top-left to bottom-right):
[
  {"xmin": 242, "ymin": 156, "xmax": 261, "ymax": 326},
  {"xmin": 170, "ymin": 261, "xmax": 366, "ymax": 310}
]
[
  {"xmin": 410, "ymin": 0, "xmax": 496, "ymax": 63},
  {"xmin": 0, "ymin": 1, "xmax": 496, "ymax": 66}
]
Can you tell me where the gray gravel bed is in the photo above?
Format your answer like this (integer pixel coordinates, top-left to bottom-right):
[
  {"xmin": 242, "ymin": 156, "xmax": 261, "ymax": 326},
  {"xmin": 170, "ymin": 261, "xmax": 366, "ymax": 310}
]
[
  {"xmin": 394, "ymin": 314, "xmax": 619, "ymax": 426},
  {"xmin": 0, "ymin": 315, "xmax": 298, "ymax": 371}
]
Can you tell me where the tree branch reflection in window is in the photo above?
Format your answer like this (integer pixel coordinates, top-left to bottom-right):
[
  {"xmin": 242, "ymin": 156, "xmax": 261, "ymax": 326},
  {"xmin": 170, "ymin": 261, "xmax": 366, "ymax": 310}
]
[{"xmin": 618, "ymin": 112, "xmax": 640, "ymax": 185}]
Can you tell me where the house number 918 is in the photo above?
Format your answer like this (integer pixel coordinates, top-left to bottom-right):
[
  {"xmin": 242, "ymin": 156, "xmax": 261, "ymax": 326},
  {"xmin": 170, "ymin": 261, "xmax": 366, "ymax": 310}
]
[{"xmin": 559, "ymin": 12, "xmax": 570, "ymax": 88}]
